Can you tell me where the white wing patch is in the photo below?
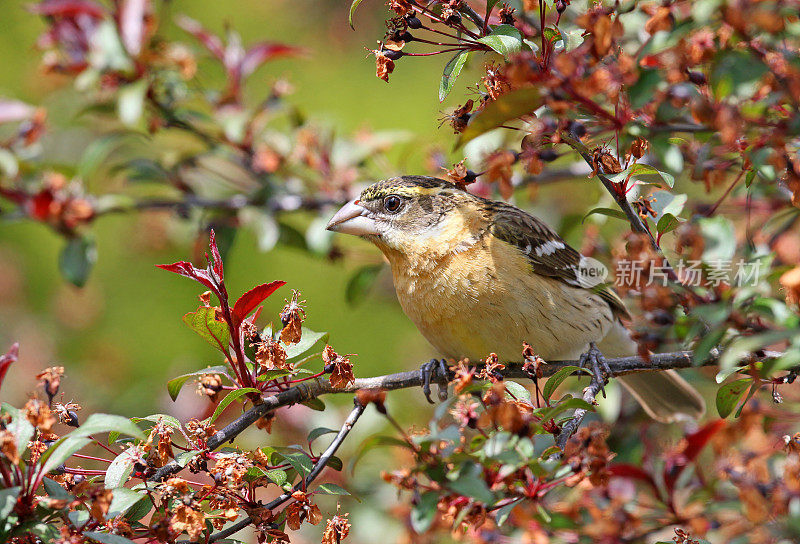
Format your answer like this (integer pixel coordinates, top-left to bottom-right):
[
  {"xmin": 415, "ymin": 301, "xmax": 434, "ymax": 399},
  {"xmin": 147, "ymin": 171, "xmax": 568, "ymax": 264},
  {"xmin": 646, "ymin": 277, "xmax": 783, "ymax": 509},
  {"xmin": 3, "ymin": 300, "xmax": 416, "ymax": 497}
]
[{"xmin": 533, "ymin": 240, "xmax": 565, "ymax": 257}]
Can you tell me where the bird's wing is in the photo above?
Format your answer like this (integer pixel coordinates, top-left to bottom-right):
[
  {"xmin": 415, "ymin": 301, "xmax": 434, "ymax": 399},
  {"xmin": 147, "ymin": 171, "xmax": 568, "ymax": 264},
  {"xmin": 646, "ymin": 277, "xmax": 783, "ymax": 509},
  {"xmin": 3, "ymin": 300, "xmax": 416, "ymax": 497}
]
[{"xmin": 486, "ymin": 202, "xmax": 631, "ymax": 320}]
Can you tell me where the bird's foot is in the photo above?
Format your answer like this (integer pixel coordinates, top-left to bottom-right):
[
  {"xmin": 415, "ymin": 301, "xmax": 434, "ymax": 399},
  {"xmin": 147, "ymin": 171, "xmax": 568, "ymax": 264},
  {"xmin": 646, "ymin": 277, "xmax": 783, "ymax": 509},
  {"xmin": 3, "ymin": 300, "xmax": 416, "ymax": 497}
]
[
  {"xmin": 420, "ymin": 359, "xmax": 450, "ymax": 404},
  {"xmin": 578, "ymin": 342, "xmax": 610, "ymax": 398}
]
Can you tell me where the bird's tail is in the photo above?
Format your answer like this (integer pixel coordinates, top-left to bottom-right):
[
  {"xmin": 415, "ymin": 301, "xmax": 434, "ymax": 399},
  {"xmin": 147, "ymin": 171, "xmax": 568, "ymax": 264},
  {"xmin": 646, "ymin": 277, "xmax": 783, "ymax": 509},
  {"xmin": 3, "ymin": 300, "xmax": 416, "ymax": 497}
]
[{"xmin": 597, "ymin": 321, "xmax": 706, "ymax": 422}]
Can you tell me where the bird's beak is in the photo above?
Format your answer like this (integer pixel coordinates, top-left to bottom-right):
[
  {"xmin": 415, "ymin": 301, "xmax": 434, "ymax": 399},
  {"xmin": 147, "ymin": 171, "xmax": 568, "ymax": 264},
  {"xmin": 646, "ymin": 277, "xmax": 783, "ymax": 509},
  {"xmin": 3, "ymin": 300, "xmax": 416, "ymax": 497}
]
[{"xmin": 325, "ymin": 199, "xmax": 379, "ymax": 236}]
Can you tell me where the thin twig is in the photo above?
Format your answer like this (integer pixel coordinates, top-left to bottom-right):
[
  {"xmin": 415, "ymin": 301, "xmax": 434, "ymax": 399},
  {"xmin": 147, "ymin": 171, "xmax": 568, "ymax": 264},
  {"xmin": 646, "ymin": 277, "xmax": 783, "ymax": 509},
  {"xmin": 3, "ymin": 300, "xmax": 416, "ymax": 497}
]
[
  {"xmin": 205, "ymin": 401, "xmax": 367, "ymax": 542},
  {"xmin": 555, "ymin": 375, "xmax": 604, "ymax": 450}
]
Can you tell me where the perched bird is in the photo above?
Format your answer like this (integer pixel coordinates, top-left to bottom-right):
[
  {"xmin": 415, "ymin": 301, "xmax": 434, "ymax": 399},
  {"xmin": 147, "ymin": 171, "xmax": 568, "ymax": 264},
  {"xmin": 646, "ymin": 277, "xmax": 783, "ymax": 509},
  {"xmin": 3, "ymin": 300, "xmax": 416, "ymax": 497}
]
[{"xmin": 326, "ymin": 175, "xmax": 705, "ymax": 422}]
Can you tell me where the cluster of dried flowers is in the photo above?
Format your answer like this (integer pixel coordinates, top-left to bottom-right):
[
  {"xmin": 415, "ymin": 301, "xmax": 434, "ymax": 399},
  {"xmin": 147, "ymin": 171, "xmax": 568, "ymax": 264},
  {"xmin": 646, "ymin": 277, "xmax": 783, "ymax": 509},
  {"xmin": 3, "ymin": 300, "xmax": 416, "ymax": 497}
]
[{"xmin": 0, "ymin": 233, "xmax": 359, "ymax": 543}]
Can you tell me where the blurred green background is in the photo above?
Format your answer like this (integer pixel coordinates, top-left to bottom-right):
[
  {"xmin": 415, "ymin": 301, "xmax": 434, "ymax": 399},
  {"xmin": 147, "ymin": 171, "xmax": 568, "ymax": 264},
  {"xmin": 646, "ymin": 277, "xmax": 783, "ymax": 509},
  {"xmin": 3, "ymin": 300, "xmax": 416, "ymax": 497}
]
[{"xmin": 0, "ymin": 0, "xmax": 471, "ymax": 413}]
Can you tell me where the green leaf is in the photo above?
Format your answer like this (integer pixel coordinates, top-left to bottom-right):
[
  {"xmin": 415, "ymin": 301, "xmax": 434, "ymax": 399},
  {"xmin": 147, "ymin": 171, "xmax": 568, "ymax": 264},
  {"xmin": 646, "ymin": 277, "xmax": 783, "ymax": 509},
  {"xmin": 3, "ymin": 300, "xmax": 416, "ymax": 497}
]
[
  {"xmin": 448, "ymin": 463, "xmax": 494, "ymax": 504},
  {"xmin": 410, "ymin": 491, "xmax": 439, "ymax": 534},
  {"xmin": 716, "ymin": 378, "xmax": 752, "ymax": 418},
  {"xmin": 42, "ymin": 477, "xmax": 71, "ymax": 500},
  {"xmin": 711, "ymin": 50, "xmax": 767, "ymax": 100},
  {"xmin": 477, "ymin": 24, "xmax": 523, "ymax": 57},
  {"xmin": 650, "ymin": 190, "xmax": 687, "ymax": 221},
  {"xmin": 182, "ymin": 307, "xmax": 231, "ymax": 352},
  {"xmin": 345, "ymin": 264, "xmax": 383, "ymax": 306},
  {"xmin": 308, "ymin": 427, "xmax": 339, "ymax": 443},
  {"xmin": 78, "ymin": 133, "xmax": 129, "ymax": 180},
  {"xmin": 542, "ymin": 366, "xmax": 584, "ymax": 401},
  {"xmin": 175, "ymin": 449, "xmax": 201, "ymax": 468},
  {"xmin": 486, "ymin": 0, "xmax": 502, "ymax": 12},
  {"xmin": 503, "ymin": 380, "xmax": 530, "ymax": 401},
  {"xmin": 105, "ymin": 448, "xmax": 136, "ymax": 488},
  {"xmin": 1, "ymin": 404, "xmax": 34, "ymax": 455},
  {"xmin": 582, "ymin": 207, "xmax": 628, "ymax": 223},
  {"xmin": 108, "ymin": 487, "xmax": 147, "ymax": 518},
  {"xmin": 131, "ymin": 414, "xmax": 182, "ymax": 430},
  {"xmin": 166, "ymin": 365, "xmax": 230, "ymax": 401},
  {"xmin": 123, "ymin": 496, "xmax": 153, "ymax": 522},
  {"xmin": 348, "ymin": 0, "xmax": 365, "ymax": 29},
  {"xmin": 629, "ymin": 69, "xmax": 662, "ymax": 109},
  {"xmin": 209, "ymin": 388, "xmax": 260, "ymax": 423},
  {"xmin": 656, "ymin": 213, "xmax": 682, "ymax": 235},
  {"xmin": 606, "ymin": 163, "xmax": 674, "ymax": 188},
  {"xmin": 40, "ymin": 414, "xmax": 144, "ymax": 475},
  {"xmin": 0, "ymin": 487, "xmax": 20, "ymax": 519},
  {"xmin": 315, "ymin": 483, "xmax": 350, "ymax": 495},
  {"xmin": 59, "ymin": 237, "xmax": 97, "ymax": 288},
  {"xmin": 457, "ymin": 87, "xmax": 540, "ymax": 146},
  {"xmin": 439, "ymin": 51, "xmax": 469, "ymax": 102},
  {"xmin": 275, "ymin": 449, "xmax": 314, "ymax": 476},
  {"xmin": 543, "ymin": 26, "xmax": 562, "ymax": 44},
  {"xmin": 285, "ymin": 328, "xmax": 329, "ymax": 360},
  {"xmin": 539, "ymin": 397, "xmax": 595, "ymax": 422},
  {"xmin": 495, "ymin": 499, "xmax": 519, "ymax": 526},
  {"xmin": 85, "ymin": 531, "xmax": 137, "ymax": 544},
  {"xmin": 698, "ymin": 216, "xmax": 737, "ymax": 262}
]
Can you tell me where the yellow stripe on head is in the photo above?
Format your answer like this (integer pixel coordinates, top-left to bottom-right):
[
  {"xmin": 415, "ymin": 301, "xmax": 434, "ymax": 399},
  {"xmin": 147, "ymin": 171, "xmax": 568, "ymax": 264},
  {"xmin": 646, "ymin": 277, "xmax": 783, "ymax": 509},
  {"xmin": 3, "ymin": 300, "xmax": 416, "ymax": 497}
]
[{"xmin": 359, "ymin": 176, "xmax": 461, "ymax": 202}]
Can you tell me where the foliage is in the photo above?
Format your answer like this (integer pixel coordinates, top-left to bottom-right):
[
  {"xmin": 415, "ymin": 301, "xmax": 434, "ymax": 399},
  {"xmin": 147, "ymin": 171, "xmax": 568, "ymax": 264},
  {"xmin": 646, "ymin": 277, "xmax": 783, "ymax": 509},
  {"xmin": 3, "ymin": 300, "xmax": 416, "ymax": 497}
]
[{"xmin": 2, "ymin": 0, "xmax": 800, "ymax": 543}]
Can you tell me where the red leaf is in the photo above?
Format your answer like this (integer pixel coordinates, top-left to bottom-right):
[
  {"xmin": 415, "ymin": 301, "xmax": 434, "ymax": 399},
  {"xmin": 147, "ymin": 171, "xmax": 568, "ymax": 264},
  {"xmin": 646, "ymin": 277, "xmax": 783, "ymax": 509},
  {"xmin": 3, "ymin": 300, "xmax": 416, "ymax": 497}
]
[
  {"xmin": 240, "ymin": 43, "xmax": 303, "ymax": 77},
  {"xmin": 682, "ymin": 419, "xmax": 725, "ymax": 462},
  {"xmin": 156, "ymin": 261, "xmax": 218, "ymax": 295},
  {"xmin": 28, "ymin": 0, "xmax": 106, "ymax": 18},
  {"xmin": 232, "ymin": 281, "xmax": 286, "ymax": 325},
  {"xmin": 664, "ymin": 419, "xmax": 725, "ymax": 492},
  {"xmin": 0, "ymin": 343, "xmax": 19, "ymax": 392},
  {"xmin": 176, "ymin": 15, "xmax": 225, "ymax": 60},
  {"xmin": 208, "ymin": 229, "xmax": 223, "ymax": 279},
  {"xmin": 608, "ymin": 463, "xmax": 660, "ymax": 497}
]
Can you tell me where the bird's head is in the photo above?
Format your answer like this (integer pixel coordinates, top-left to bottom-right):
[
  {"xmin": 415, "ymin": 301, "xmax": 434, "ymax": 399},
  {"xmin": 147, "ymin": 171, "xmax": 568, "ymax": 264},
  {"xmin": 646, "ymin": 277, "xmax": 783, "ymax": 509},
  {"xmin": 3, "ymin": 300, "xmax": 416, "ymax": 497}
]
[{"xmin": 326, "ymin": 176, "xmax": 485, "ymax": 260}]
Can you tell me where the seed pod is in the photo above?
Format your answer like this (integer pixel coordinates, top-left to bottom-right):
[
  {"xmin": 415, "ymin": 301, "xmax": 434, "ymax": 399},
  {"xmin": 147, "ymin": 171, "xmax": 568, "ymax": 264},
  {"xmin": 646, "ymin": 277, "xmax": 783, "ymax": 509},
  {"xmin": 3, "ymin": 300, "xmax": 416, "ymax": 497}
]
[
  {"xmin": 567, "ymin": 120, "xmax": 586, "ymax": 138},
  {"xmin": 687, "ymin": 70, "xmax": 707, "ymax": 85},
  {"xmin": 406, "ymin": 15, "xmax": 422, "ymax": 29},
  {"xmin": 556, "ymin": 0, "xmax": 567, "ymax": 13},
  {"xmin": 383, "ymin": 49, "xmax": 404, "ymax": 60},
  {"xmin": 539, "ymin": 149, "xmax": 559, "ymax": 162}
]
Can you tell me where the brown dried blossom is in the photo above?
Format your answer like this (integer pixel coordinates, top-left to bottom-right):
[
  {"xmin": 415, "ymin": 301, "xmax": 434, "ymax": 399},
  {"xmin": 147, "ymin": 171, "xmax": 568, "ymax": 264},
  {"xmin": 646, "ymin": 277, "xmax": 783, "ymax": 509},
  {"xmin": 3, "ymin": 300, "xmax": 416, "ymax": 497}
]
[
  {"xmin": 280, "ymin": 290, "xmax": 306, "ymax": 344},
  {"xmin": 440, "ymin": 99, "xmax": 473, "ymax": 134},
  {"xmin": 450, "ymin": 358, "xmax": 475, "ymax": 393},
  {"xmin": 322, "ymin": 511, "xmax": 351, "ymax": 544},
  {"xmin": 255, "ymin": 337, "xmax": 291, "ymax": 371},
  {"xmin": 484, "ymin": 150, "xmax": 516, "ymax": 199},
  {"xmin": 24, "ymin": 398, "xmax": 56, "ymax": 433},
  {"xmin": 36, "ymin": 366, "xmax": 64, "ymax": 400},
  {"xmin": 170, "ymin": 504, "xmax": 206, "ymax": 541},
  {"xmin": 372, "ymin": 49, "xmax": 395, "ymax": 82},
  {"xmin": 285, "ymin": 490, "xmax": 323, "ymax": 530},
  {"xmin": 779, "ymin": 266, "xmax": 800, "ymax": 306},
  {"xmin": 323, "ymin": 345, "xmax": 355, "ymax": 389},
  {"xmin": 197, "ymin": 373, "xmax": 223, "ymax": 401},
  {"xmin": 0, "ymin": 430, "xmax": 19, "ymax": 464}
]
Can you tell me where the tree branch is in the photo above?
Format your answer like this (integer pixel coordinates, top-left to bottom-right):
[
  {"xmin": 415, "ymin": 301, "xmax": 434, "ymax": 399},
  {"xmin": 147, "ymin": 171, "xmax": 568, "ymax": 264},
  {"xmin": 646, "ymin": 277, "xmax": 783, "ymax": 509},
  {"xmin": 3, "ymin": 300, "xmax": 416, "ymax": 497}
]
[
  {"xmin": 206, "ymin": 401, "xmax": 367, "ymax": 542},
  {"xmin": 148, "ymin": 348, "xmax": 779, "ymax": 483},
  {"xmin": 555, "ymin": 375, "xmax": 604, "ymax": 450}
]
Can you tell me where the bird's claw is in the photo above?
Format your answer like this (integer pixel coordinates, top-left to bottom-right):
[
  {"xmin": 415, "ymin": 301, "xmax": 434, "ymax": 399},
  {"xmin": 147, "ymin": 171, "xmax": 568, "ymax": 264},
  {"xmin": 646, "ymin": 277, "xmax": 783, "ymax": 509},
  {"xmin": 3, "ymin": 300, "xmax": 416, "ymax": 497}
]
[
  {"xmin": 578, "ymin": 342, "xmax": 610, "ymax": 398},
  {"xmin": 420, "ymin": 359, "xmax": 450, "ymax": 403}
]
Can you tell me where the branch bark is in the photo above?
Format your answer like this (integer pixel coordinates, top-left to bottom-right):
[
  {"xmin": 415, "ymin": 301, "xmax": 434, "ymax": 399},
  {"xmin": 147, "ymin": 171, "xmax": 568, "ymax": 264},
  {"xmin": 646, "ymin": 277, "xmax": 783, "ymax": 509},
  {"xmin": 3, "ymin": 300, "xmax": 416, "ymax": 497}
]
[{"xmin": 148, "ymin": 348, "xmax": 772, "ymax": 483}]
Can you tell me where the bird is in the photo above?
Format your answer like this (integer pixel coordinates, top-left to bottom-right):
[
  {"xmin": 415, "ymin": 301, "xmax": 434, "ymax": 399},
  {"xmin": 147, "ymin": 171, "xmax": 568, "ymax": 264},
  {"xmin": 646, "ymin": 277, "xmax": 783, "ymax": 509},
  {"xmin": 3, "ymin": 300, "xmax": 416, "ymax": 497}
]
[{"xmin": 325, "ymin": 175, "xmax": 705, "ymax": 422}]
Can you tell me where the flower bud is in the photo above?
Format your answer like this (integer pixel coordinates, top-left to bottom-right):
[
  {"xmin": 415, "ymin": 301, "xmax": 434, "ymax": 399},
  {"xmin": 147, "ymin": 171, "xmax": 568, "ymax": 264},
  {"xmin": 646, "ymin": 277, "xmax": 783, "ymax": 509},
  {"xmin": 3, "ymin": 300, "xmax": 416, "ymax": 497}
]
[{"xmin": 406, "ymin": 15, "xmax": 422, "ymax": 29}]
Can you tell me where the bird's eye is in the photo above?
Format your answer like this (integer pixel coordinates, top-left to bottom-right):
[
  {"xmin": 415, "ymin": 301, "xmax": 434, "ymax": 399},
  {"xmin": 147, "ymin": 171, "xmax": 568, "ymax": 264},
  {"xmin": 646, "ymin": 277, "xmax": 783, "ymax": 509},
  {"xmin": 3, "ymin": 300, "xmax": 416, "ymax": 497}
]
[{"xmin": 383, "ymin": 195, "xmax": 403, "ymax": 213}]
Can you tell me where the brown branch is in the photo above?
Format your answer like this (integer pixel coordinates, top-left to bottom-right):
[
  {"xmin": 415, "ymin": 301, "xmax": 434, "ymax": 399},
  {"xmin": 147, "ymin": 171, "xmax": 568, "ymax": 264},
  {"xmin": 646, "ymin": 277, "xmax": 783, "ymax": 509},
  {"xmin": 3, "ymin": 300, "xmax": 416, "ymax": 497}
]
[
  {"xmin": 205, "ymin": 401, "xmax": 367, "ymax": 543},
  {"xmin": 148, "ymin": 348, "xmax": 780, "ymax": 483},
  {"xmin": 555, "ymin": 375, "xmax": 604, "ymax": 450}
]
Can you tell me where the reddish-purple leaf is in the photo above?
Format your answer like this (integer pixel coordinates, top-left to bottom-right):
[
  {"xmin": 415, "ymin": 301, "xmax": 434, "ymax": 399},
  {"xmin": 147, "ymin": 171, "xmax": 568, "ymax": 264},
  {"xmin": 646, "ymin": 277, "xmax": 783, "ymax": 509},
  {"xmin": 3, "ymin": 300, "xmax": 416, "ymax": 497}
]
[
  {"xmin": 208, "ymin": 229, "xmax": 223, "ymax": 279},
  {"xmin": 232, "ymin": 281, "xmax": 286, "ymax": 325},
  {"xmin": 240, "ymin": 43, "xmax": 303, "ymax": 77},
  {"xmin": 28, "ymin": 0, "xmax": 106, "ymax": 18},
  {"xmin": 0, "ymin": 342, "xmax": 19, "ymax": 392},
  {"xmin": 663, "ymin": 419, "xmax": 725, "ymax": 492},
  {"xmin": 155, "ymin": 261, "xmax": 218, "ymax": 295},
  {"xmin": 118, "ymin": 0, "xmax": 148, "ymax": 56},
  {"xmin": 0, "ymin": 100, "xmax": 35, "ymax": 124},
  {"xmin": 176, "ymin": 15, "xmax": 225, "ymax": 60},
  {"xmin": 608, "ymin": 463, "xmax": 660, "ymax": 497}
]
